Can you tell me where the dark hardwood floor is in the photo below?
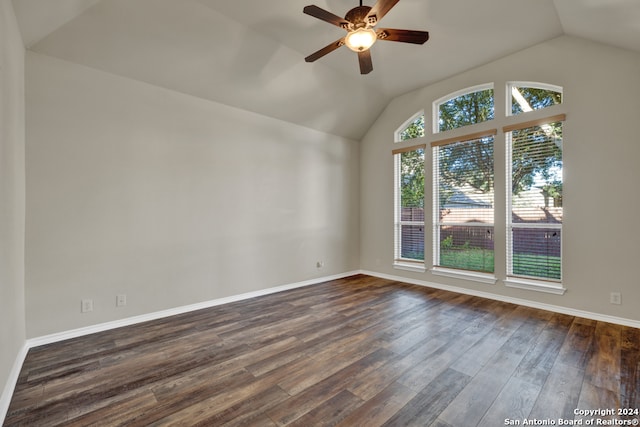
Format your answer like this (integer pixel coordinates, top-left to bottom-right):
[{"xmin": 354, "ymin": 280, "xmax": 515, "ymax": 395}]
[{"xmin": 5, "ymin": 275, "xmax": 639, "ymax": 426}]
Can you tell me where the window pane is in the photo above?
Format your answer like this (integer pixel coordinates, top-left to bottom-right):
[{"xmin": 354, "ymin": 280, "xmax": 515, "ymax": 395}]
[
  {"xmin": 510, "ymin": 123, "xmax": 563, "ymax": 223},
  {"xmin": 435, "ymin": 137, "xmax": 494, "ymax": 273},
  {"xmin": 400, "ymin": 224, "xmax": 424, "ymax": 260},
  {"xmin": 395, "ymin": 148, "xmax": 425, "ymax": 263},
  {"xmin": 399, "ymin": 115, "xmax": 425, "ymax": 141},
  {"xmin": 400, "ymin": 149, "xmax": 425, "ymax": 209},
  {"xmin": 508, "ymin": 121, "xmax": 563, "ymax": 281},
  {"xmin": 439, "ymin": 225, "xmax": 494, "ymax": 273},
  {"xmin": 510, "ymin": 228, "xmax": 561, "ymax": 280},
  {"xmin": 511, "ymin": 85, "xmax": 562, "ymax": 116},
  {"xmin": 438, "ymin": 88, "xmax": 494, "ymax": 132}
]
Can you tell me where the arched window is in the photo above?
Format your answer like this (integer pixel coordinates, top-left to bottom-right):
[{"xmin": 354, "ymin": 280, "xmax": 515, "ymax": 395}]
[
  {"xmin": 431, "ymin": 85, "xmax": 496, "ymax": 277},
  {"xmin": 434, "ymin": 84, "xmax": 494, "ymax": 133},
  {"xmin": 393, "ymin": 111, "xmax": 426, "ymax": 271},
  {"xmin": 430, "ymin": 81, "xmax": 565, "ymax": 292},
  {"xmin": 508, "ymin": 82, "xmax": 562, "ymax": 116},
  {"xmin": 395, "ymin": 111, "xmax": 424, "ymax": 142}
]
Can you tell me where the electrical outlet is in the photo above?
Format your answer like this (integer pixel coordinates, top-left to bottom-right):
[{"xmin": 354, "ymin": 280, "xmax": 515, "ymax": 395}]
[
  {"xmin": 610, "ymin": 292, "xmax": 621, "ymax": 305},
  {"xmin": 116, "ymin": 294, "xmax": 127, "ymax": 307},
  {"xmin": 81, "ymin": 299, "xmax": 93, "ymax": 313}
]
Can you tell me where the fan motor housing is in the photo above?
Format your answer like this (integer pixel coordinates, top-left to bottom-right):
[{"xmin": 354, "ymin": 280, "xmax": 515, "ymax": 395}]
[{"xmin": 345, "ymin": 5, "xmax": 373, "ymax": 27}]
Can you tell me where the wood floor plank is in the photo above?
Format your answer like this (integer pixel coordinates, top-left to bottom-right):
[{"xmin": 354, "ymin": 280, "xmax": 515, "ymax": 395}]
[
  {"xmin": 4, "ymin": 274, "xmax": 638, "ymax": 427},
  {"xmin": 182, "ymin": 385, "xmax": 289, "ymax": 427},
  {"xmin": 336, "ymin": 382, "xmax": 417, "ymax": 427},
  {"xmin": 558, "ymin": 320, "xmax": 596, "ymax": 369},
  {"xmin": 528, "ymin": 361, "xmax": 585, "ymax": 420},
  {"xmin": 395, "ymin": 308, "xmax": 506, "ymax": 392},
  {"xmin": 382, "ymin": 368, "xmax": 471, "ymax": 427},
  {"xmin": 620, "ymin": 326, "xmax": 640, "ymax": 407},
  {"xmin": 585, "ymin": 321, "xmax": 622, "ymax": 394},
  {"xmin": 449, "ymin": 322, "xmax": 519, "ymax": 377},
  {"xmin": 512, "ymin": 327, "xmax": 567, "ymax": 387},
  {"xmin": 286, "ymin": 389, "xmax": 364, "ymax": 427},
  {"xmin": 576, "ymin": 382, "xmax": 619, "ymax": 423},
  {"xmin": 438, "ymin": 319, "xmax": 547, "ymax": 426},
  {"xmin": 266, "ymin": 348, "xmax": 395, "ymax": 425},
  {"xmin": 477, "ymin": 376, "xmax": 542, "ymax": 426}
]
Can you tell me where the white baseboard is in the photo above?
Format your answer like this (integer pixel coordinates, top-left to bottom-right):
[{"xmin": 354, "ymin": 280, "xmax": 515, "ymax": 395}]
[
  {"xmin": 360, "ymin": 269, "xmax": 640, "ymax": 329},
  {"xmin": 2, "ymin": 271, "xmax": 358, "ymax": 424},
  {"xmin": 0, "ymin": 343, "xmax": 29, "ymax": 424},
  {"xmin": 27, "ymin": 271, "xmax": 361, "ymax": 348},
  {"xmin": 4, "ymin": 268, "xmax": 639, "ymax": 424}
]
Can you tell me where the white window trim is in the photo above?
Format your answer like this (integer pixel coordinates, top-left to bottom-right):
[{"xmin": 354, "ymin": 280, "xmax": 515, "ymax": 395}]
[
  {"xmin": 430, "ymin": 267, "xmax": 497, "ymax": 285},
  {"xmin": 393, "ymin": 147, "xmax": 426, "ymax": 268},
  {"xmin": 505, "ymin": 116, "xmax": 564, "ymax": 290},
  {"xmin": 390, "ymin": 81, "xmax": 567, "ymax": 295},
  {"xmin": 504, "ymin": 277, "xmax": 567, "ymax": 295},
  {"xmin": 432, "ymin": 133, "xmax": 496, "ymax": 279},
  {"xmin": 394, "ymin": 261, "xmax": 427, "ymax": 273}
]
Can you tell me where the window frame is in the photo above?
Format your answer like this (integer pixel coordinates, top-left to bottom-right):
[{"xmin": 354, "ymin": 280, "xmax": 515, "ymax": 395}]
[
  {"xmin": 391, "ymin": 81, "xmax": 566, "ymax": 294},
  {"xmin": 431, "ymin": 129, "xmax": 498, "ymax": 284},
  {"xmin": 393, "ymin": 144, "xmax": 426, "ymax": 272},
  {"xmin": 504, "ymin": 114, "xmax": 566, "ymax": 294}
]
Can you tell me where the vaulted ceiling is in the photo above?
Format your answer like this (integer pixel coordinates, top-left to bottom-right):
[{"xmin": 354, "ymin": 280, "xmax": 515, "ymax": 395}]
[{"xmin": 12, "ymin": 0, "xmax": 640, "ymax": 140}]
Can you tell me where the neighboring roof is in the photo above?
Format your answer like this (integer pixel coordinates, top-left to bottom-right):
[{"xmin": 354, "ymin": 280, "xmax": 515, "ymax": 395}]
[
  {"xmin": 11, "ymin": 0, "xmax": 640, "ymax": 140},
  {"xmin": 444, "ymin": 190, "xmax": 492, "ymax": 209}
]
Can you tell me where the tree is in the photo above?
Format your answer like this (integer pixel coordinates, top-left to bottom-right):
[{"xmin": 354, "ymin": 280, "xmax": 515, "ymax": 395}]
[
  {"xmin": 510, "ymin": 122, "xmax": 562, "ymax": 196},
  {"xmin": 398, "ymin": 115, "xmax": 425, "ymax": 208},
  {"xmin": 437, "ymin": 87, "xmax": 562, "ymax": 201},
  {"xmin": 511, "ymin": 87, "xmax": 561, "ymax": 115},
  {"xmin": 400, "ymin": 148, "xmax": 424, "ymax": 208},
  {"xmin": 399, "ymin": 115, "xmax": 424, "ymax": 141},
  {"xmin": 439, "ymin": 89, "xmax": 494, "ymax": 132}
]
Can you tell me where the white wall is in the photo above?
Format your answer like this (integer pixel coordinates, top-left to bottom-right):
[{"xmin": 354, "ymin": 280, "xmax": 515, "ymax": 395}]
[
  {"xmin": 0, "ymin": 0, "xmax": 26, "ymax": 418},
  {"xmin": 360, "ymin": 35, "xmax": 640, "ymax": 322},
  {"xmin": 25, "ymin": 52, "xmax": 360, "ymax": 337}
]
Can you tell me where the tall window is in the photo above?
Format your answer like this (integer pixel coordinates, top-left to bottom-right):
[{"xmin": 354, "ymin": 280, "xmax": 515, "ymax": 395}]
[
  {"xmin": 433, "ymin": 133, "xmax": 495, "ymax": 273},
  {"xmin": 505, "ymin": 115, "xmax": 564, "ymax": 283},
  {"xmin": 432, "ymin": 85, "xmax": 495, "ymax": 276},
  {"xmin": 394, "ymin": 145, "xmax": 425, "ymax": 267}
]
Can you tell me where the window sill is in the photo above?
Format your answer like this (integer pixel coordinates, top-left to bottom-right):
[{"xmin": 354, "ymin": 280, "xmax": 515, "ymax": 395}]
[
  {"xmin": 430, "ymin": 267, "xmax": 497, "ymax": 285},
  {"xmin": 393, "ymin": 262, "xmax": 426, "ymax": 273},
  {"xmin": 504, "ymin": 277, "xmax": 566, "ymax": 295}
]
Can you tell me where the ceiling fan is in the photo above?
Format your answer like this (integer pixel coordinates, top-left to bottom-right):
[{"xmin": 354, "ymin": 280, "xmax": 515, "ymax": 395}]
[{"xmin": 303, "ymin": 0, "xmax": 429, "ymax": 74}]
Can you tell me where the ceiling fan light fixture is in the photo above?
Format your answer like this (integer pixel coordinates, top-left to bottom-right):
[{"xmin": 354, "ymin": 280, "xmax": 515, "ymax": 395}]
[{"xmin": 344, "ymin": 27, "xmax": 377, "ymax": 52}]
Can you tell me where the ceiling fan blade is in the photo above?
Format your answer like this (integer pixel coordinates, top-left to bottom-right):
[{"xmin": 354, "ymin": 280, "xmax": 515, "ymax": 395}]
[
  {"xmin": 305, "ymin": 38, "xmax": 346, "ymax": 62},
  {"xmin": 358, "ymin": 50, "xmax": 373, "ymax": 75},
  {"xmin": 377, "ymin": 28, "xmax": 429, "ymax": 44},
  {"xmin": 303, "ymin": 5, "xmax": 349, "ymax": 29},
  {"xmin": 366, "ymin": 0, "xmax": 399, "ymax": 26}
]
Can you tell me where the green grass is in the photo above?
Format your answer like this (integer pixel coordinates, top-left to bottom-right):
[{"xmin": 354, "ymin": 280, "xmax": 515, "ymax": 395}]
[
  {"xmin": 511, "ymin": 253, "xmax": 561, "ymax": 280},
  {"xmin": 439, "ymin": 249, "xmax": 561, "ymax": 280},
  {"xmin": 440, "ymin": 248, "xmax": 494, "ymax": 273}
]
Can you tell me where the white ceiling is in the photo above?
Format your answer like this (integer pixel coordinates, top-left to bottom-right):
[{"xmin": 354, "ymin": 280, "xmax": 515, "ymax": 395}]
[{"xmin": 11, "ymin": 0, "xmax": 640, "ymax": 140}]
